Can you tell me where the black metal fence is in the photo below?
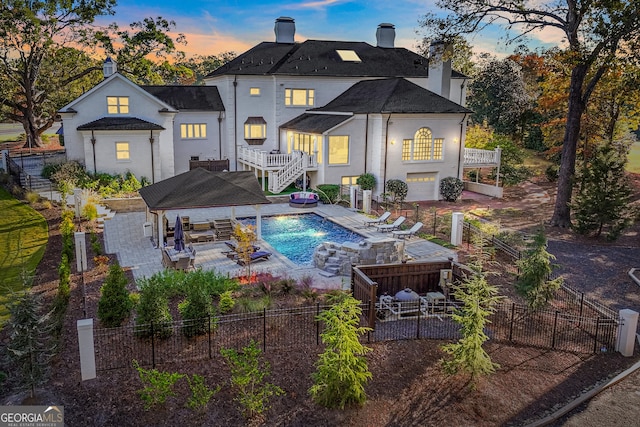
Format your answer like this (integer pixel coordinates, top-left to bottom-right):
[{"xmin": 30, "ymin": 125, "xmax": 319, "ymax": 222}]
[{"xmin": 93, "ymin": 297, "xmax": 620, "ymax": 372}]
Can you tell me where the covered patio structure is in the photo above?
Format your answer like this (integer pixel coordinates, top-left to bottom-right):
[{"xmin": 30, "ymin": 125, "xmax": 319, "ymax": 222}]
[{"xmin": 138, "ymin": 168, "xmax": 271, "ymax": 248}]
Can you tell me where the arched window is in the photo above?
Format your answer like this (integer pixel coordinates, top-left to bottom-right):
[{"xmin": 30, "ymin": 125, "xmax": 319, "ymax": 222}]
[
  {"xmin": 401, "ymin": 127, "xmax": 443, "ymax": 161},
  {"xmin": 414, "ymin": 128, "xmax": 432, "ymax": 160}
]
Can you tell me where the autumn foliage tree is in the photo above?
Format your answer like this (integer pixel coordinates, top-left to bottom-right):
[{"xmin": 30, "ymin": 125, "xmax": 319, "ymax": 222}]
[{"xmin": 420, "ymin": 0, "xmax": 640, "ymax": 228}]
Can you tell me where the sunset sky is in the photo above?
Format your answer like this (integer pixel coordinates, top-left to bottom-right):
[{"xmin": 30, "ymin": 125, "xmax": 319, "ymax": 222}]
[{"xmin": 96, "ymin": 0, "xmax": 565, "ymax": 58}]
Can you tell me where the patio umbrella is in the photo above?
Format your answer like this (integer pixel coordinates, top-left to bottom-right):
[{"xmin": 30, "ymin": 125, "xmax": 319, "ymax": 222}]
[{"xmin": 174, "ymin": 215, "xmax": 185, "ymax": 252}]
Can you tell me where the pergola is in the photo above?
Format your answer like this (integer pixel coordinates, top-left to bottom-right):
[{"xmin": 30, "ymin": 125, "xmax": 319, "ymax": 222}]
[{"xmin": 138, "ymin": 168, "xmax": 271, "ymax": 247}]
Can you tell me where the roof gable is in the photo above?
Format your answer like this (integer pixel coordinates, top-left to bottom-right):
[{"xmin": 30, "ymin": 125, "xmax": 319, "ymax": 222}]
[
  {"xmin": 58, "ymin": 73, "xmax": 174, "ymax": 113},
  {"xmin": 280, "ymin": 113, "xmax": 352, "ymax": 133},
  {"xmin": 311, "ymin": 78, "xmax": 473, "ymax": 114}
]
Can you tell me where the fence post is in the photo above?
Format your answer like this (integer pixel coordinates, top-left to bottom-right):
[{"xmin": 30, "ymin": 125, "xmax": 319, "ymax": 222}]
[
  {"xmin": 416, "ymin": 303, "xmax": 421, "ymax": 339},
  {"xmin": 77, "ymin": 319, "xmax": 96, "ymax": 380},
  {"xmin": 552, "ymin": 311, "xmax": 559, "ymax": 349},
  {"xmin": 151, "ymin": 321, "xmax": 155, "ymax": 368},
  {"xmin": 579, "ymin": 293, "xmax": 584, "ymax": 319},
  {"xmin": 508, "ymin": 303, "xmax": 515, "ymax": 341},
  {"xmin": 316, "ymin": 302, "xmax": 320, "ymax": 346},
  {"xmin": 263, "ymin": 308, "xmax": 267, "ymax": 353},
  {"xmin": 616, "ymin": 309, "xmax": 639, "ymax": 356},
  {"xmin": 593, "ymin": 317, "xmax": 600, "ymax": 354},
  {"xmin": 208, "ymin": 314, "xmax": 212, "ymax": 359}
]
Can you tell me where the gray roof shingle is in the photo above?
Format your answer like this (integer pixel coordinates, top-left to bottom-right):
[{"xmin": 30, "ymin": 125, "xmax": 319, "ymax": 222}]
[
  {"xmin": 141, "ymin": 86, "xmax": 225, "ymax": 111},
  {"xmin": 77, "ymin": 117, "xmax": 164, "ymax": 131},
  {"xmin": 280, "ymin": 114, "xmax": 352, "ymax": 133},
  {"xmin": 138, "ymin": 169, "xmax": 271, "ymax": 210},
  {"xmin": 311, "ymin": 78, "xmax": 473, "ymax": 114},
  {"xmin": 206, "ymin": 40, "xmax": 466, "ymax": 79}
]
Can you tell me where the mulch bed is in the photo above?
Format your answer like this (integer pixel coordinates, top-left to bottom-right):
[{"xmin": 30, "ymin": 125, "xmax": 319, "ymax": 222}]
[{"xmin": 2, "ymin": 172, "xmax": 640, "ymax": 426}]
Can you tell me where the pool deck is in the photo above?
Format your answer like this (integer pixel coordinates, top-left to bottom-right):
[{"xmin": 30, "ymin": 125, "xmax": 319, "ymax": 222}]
[{"xmin": 103, "ymin": 203, "xmax": 457, "ymax": 290}]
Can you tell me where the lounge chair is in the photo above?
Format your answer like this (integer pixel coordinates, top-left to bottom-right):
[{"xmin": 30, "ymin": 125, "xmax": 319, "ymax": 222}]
[
  {"xmin": 236, "ymin": 251, "xmax": 272, "ymax": 266},
  {"xmin": 376, "ymin": 216, "xmax": 406, "ymax": 232},
  {"xmin": 223, "ymin": 240, "xmax": 260, "ymax": 258},
  {"xmin": 363, "ymin": 211, "xmax": 391, "ymax": 227},
  {"xmin": 392, "ymin": 222, "xmax": 423, "ymax": 239}
]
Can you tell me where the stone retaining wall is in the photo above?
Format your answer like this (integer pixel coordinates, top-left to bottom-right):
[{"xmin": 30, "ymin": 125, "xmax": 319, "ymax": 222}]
[{"xmin": 313, "ymin": 237, "xmax": 402, "ymax": 276}]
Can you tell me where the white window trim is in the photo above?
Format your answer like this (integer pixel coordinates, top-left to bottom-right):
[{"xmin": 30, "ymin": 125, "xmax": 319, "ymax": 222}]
[
  {"xmin": 107, "ymin": 96, "xmax": 129, "ymax": 115},
  {"xmin": 285, "ymin": 88, "xmax": 315, "ymax": 107},
  {"xmin": 328, "ymin": 135, "xmax": 350, "ymax": 165}
]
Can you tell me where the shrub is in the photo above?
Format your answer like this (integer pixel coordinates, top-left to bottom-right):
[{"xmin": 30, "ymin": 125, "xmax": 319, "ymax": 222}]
[
  {"xmin": 439, "ymin": 177, "xmax": 464, "ymax": 202},
  {"xmin": 385, "ymin": 179, "xmax": 408, "ymax": 207},
  {"xmin": 221, "ymin": 340, "xmax": 285, "ymax": 418},
  {"xmin": 545, "ymin": 164, "xmax": 559, "ymax": 182},
  {"xmin": 98, "ymin": 263, "xmax": 133, "ymax": 327},
  {"xmin": 25, "ymin": 191, "xmax": 40, "ymax": 204},
  {"xmin": 356, "ymin": 173, "xmax": 376, "ymax": 191},
  {"xmin": 218, "ymin": 290, "xmax": 235, "ymax": 314},
  {"xmin": 82, "ymin": 202, "xmax": 98, "ymax": 221},
  {"xmin": 133, "ymin": 360, "xmax": 184, "ymax": 410},
  {"xmin": 315, "ymin": 184, "xmax": 340, "ymax": 204},
  {"xmin": 178, "ymin": 282, "xmax": 212, "ymax": 337},
  {"xmin": 186, "ymin": 374, "xmax": 221, "ymax": 410},
  {"xmin": 136, "ymin": 282, "xmax": 173, "ymax": 338}
]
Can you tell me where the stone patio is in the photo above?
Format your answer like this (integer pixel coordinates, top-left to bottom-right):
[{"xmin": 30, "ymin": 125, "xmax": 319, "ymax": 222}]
[{"xmin": 103, "ymin": 203, "xmax": 457, "ymax": 290}]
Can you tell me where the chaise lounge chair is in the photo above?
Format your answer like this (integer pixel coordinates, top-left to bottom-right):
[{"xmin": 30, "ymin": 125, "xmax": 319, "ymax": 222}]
[
  {"xmin": 223, "ymin": 240, "xmax": 260, "ymax": 258},
  {"xmin": 363, "ymin": 211, "xmax": 391, "ymax": 227},
  {"xmin": 376, "ymin": 216, "xmax": 406, "ymax": 232},
  {"xmin": 392, "ymin": 222, "xmax": 423, "ymax": 239},
  {"xmin": 236, "ymin": 251, "xmax": 272, "ymax": 266}
]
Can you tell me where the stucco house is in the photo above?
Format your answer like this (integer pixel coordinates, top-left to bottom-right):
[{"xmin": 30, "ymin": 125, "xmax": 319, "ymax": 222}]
[{"xmin": 59, "ymin": 17, "xmax": 500, "ymax": 201}]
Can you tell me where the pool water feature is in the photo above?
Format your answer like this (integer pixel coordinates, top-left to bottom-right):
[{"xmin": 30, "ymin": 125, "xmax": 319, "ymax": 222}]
[{"xmin": 240, "ymin": 213, "xmax": 363, "ymax": 265}]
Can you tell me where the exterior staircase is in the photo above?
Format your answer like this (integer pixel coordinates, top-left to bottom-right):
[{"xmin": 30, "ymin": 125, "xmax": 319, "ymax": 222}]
[
  {"xmin": 213, "ymin": 218, "xmax": 233, "ymax": 241},
  {"xmin": 268, "ymin": 152, "xmax": 305, "ymax": 193}
]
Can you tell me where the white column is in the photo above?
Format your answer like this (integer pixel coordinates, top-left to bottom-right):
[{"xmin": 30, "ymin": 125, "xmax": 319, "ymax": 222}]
[
  {"xmin": 77, "ymin": 319, "xmax": 96, "ymax": 381},
  {"xmin": 616, "ymin": 309, "xmax": 639, "ymax": 357},
  {"xmin": 74, "ymin": 232, "xmax": 87, "ymax": 272},
  {"xmin": 362, "ymin": 190, "xmax": 372, "ymax": 214},
  {"xmin": 157, "ymin": 210, "xmax": 164, "ymax": 248},
  {"xmin": 255, "ymin": 205, "xmax": 262, "ymax": 240},
  {"xmin": 451, "ymin": 211, "xmax": 464, "ymax": 246},
  {"xmin": 231, "ymin": 206, "xmax": 236, "ymax": 221}
]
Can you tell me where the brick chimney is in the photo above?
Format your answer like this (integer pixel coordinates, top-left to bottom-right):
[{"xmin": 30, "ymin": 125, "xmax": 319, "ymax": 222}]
[
  {"xmin": 376, "ymin": 23, "xmax": 395, "ymax": 48},
  {"xmin": 275, "ymin": 17, "xmax": 295, "ymax": 44}
]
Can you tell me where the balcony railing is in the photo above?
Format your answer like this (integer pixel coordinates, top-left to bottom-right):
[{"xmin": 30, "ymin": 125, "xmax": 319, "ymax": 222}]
[
  {"xmin": 463, "ymin": 147, "xmax": 501, "ymax": 167},
  {"xmin": 238, "ymin": 147, "xmax": 317, "ymax": 170}
]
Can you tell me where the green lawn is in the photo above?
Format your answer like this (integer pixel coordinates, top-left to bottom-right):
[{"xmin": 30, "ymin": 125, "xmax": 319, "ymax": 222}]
[
  {"xmin": 627, "ymin": 141, "xmax": 640, "ymax": 174},
  {"xmin": 0, "ymin": 187, "xmax": 48, "ymax": 324}
]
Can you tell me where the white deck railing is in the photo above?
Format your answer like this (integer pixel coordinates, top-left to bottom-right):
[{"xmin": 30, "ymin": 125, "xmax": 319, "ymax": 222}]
[
  {"xmin": 238, "ymin": 147, "xmax": 317, "ymax": 170},
  {"xmin": 463, "ymin": 147, "xmax": 501, "ymax": 167}
]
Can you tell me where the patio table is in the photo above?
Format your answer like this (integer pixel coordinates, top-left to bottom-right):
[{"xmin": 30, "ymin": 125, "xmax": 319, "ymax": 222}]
[{"xmin": 165, "ymin": 247, "xmax": 195, "ymax": 262}]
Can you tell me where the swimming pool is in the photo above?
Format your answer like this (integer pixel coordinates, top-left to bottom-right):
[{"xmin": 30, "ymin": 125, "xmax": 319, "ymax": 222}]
[{"xmin": 239, "ymin": 213, "xmax": 363, "ymax": 265}]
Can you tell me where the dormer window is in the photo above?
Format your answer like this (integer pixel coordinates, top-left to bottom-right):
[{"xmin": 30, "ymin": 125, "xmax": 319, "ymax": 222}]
[
  {"xmin": 107, "ymin": 96, "xmax": 129, "ymax": 114},
  {"xmin": 336, "ymin": 50, "xmax": 361, "ymax": 62}
]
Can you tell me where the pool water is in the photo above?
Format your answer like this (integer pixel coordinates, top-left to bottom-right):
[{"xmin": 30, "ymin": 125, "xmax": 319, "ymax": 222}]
[{"xmin": 239, "ymin": 213, "xmax": 363, "ymax": 265}]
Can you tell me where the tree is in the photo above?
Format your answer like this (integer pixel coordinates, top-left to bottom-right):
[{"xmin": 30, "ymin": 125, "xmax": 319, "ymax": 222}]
[
  {"xmin": 420, "ymin": 0, "xmax": 640, "ymax": 227},
  {"xmin": 416, "ymin": 34, "xmax": 477, "ymax": 77},
  {"xmin": 97, "ymin": 262, "xmax": 133, "ymax": 327},
  {"xmin": 384, "ymin": 179, "xmax": 408, "ymax": 209},
  {"xmin": 571, "ymin": 139, "xmax": 634, "ymax": 240},
  {"xmin": 174, "ymin": 53, "xmax": 237, "ymax": 85},
  {"xmin": 0, "ymin": 1, "xmax": 187, "ymax": 148},
  {"xmin": 309, "ymin": 292, "xmax": 372, "ymax": 409},
  {"xmin": 441, "ymin": 263, "xmax": 501, "ymax": 389},
  {"xmin": 6, "ymin": 286, "xmax": 54, "ymax": 399},
  {"xmin": 467, "ymin": 57, "xmax": 533, "ymax": 140},
  {"xmin": 515, "ymin": 228, "xmax": 563, "ymax": 309}
]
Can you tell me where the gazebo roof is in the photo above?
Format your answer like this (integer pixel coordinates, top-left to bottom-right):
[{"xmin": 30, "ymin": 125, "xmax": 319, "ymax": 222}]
[{"xmin": 139, "ymin": 169, "xmax": 271, "ymax": 211}]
